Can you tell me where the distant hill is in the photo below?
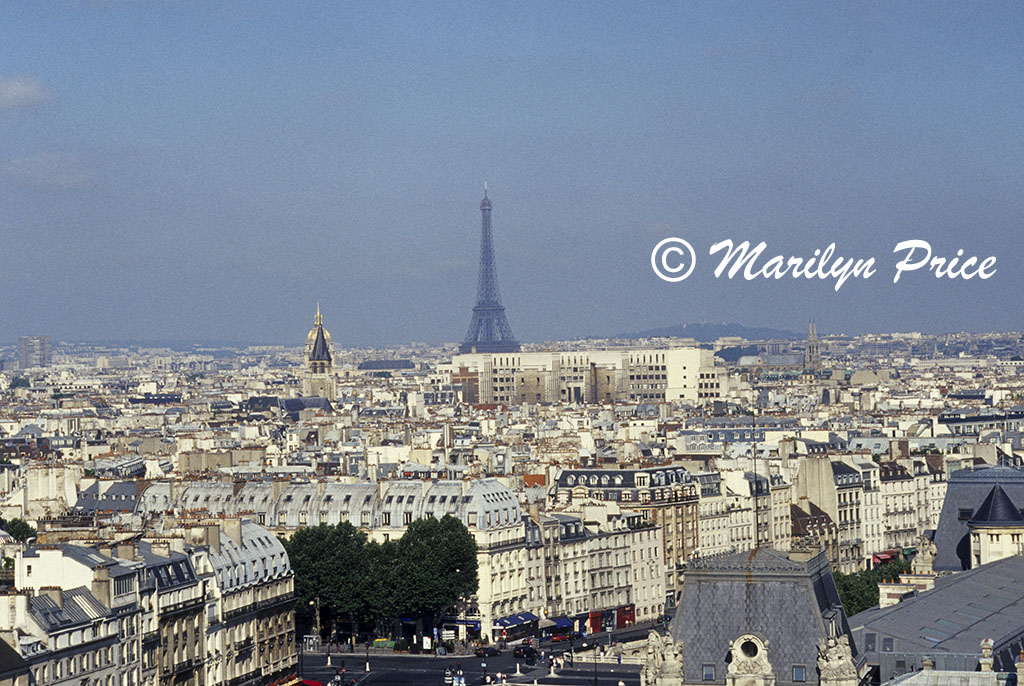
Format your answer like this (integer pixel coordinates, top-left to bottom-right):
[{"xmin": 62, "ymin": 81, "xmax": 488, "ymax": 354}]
[{"xmin": 615, "ymin": 322, "xmax": 800, "ymax": 342}]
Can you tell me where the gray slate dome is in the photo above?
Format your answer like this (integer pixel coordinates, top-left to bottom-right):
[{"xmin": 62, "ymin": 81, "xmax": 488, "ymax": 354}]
[{"xmin": 968, "ymin": 484, "xmax": 1024, "ymax": 527}]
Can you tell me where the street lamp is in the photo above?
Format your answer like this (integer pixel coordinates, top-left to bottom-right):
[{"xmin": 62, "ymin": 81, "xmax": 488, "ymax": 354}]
[
  {"xmin": 593, "ymin": 645, "xmax": 598, "ymax": 686},
  {"xmin": 310, "ymin": 597, "xmax": 321, "ymax": 646}
]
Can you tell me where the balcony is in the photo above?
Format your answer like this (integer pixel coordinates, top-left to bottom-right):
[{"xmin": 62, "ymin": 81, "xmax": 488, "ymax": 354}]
[
  {"xmin": 159, "ymin": 596, "xmax": 204, "ymax": 620},
  {"xmin": 163, "ymin": 656, "xmax": 202, "ymax": 677},
  {"xmin": 226, "ymin": 670, "xmax": 262, "ymax": 686},
  {"xmin": 223, "ymin": 593, "xmax": 295, "ymax": 622}
]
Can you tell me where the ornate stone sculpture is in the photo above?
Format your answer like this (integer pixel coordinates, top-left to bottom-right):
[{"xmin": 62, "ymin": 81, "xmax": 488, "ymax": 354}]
[
  {"xmin": 660, "ymin": 634, "xmax": 683, "ymax": 676},
  {"xmin": 640, "ymin": 630, "xmax": 683, "ymax": 686},
  {"xmin": 817, "ymin": 635, "xmax": 858, "ymax": 684},
  {"xmin": 912, "ymin": 534, "xmax": 938, "ymax": 575},
  {"xmin": 727, "ymin": 637, "xmax": 773, "ymax": 678}
]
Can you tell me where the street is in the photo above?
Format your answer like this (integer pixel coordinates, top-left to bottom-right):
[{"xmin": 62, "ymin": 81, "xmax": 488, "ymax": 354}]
[
  {"xmin": 299, "ymin": 652, "xmax": 642, "ymax": 685},
  {"xmin": 297, "ymin": 621, "xmax": 662, "ymax": 685}
]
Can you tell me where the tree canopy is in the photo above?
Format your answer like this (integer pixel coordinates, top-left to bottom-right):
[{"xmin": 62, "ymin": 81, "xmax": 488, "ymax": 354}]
[
  {"xmin": 833, "ymin": 558, "xmax": 911, "ymax": 617},
  {"xmin": 283, "ymin": 515, "xmax": 478, "ymax": 637},
  {"xmin": 0, "ymin": 517, "xmax": 36, "ymax": 542},
  {"xmin": 396, "ymin": 516, "xmax": 479, "ymax": 620}
]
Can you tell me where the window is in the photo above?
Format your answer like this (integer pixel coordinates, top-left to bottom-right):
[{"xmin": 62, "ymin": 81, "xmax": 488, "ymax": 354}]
[
  {"xmin": 958, "ymin": 508, "xmax": 973, "ymax": 521},
  {"xmin": 793, "ymin": 665, "xmax": 806, "ymax": 682},
  {"xmin": 702, "ymin": 664, "xmax": 715, "ymax": 681},
  {"xmin": 382, "ymin": 512, "xmax": 391, "ymax": 526}
]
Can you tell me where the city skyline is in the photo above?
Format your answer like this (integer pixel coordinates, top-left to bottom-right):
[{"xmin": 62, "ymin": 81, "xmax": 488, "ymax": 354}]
[{"xmin": 2, "ymin": 3, "xmax": 1021, "ymax": 346}]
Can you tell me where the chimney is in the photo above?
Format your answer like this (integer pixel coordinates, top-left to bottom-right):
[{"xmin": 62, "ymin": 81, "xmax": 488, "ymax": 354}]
[
  {"xmin": 921, "ymin": 657, "xmax": 934, "ymax": 671},
  {"xmin": 222, "ymin": 518, "xmax": 242, "ymax": 548},
  {"xmin": 151, "ymin": 541, "xmax": 170, "ymax": 558},
  {"xmin": 1015, "ymin": 651, "xmax": 1023, "ymax": 683},
  {"xmin": 205, "ymin": 524, "xmax": 221, "ymax": 554},
  {"xmin": 39, "ymin": 587, "xmax": 63, "ymax": 608},
  {"xmin": 92, "ymin": 567, "xmax": 111, "ymax": 607},
  {"xmin": 116, "ymin": 542, "xmax": 137, "ymax": 560}
]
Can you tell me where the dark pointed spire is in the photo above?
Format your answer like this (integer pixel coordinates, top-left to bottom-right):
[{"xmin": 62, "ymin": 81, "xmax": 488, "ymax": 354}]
[
  {"xmin": 969, "ymin": 484, "xmax": 1024, "ymax": 526},
  {"xmin": 310, "ymin": 321, "xmax": 332, "ymax": 363}
]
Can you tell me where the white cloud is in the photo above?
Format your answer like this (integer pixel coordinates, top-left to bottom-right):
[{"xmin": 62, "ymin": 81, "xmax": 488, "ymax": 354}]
[
  {"xmin": 0, "ymin": 75, "xmax": 52, "ymax": 110},
  {"xmin": 3, "ymin": 153, "xmax": 100, "ymax": 191}
]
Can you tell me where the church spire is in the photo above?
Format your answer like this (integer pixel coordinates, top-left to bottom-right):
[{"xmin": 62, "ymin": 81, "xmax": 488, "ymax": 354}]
[{"xmin": 314, "ymin": 301, "xmax": 322, "ymax": 327}]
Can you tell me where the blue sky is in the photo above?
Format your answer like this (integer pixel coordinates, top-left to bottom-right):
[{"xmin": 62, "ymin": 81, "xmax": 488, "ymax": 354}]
[{"xmin": 1, "ymin": 2, "xmax": 1021, "ymax": 346}]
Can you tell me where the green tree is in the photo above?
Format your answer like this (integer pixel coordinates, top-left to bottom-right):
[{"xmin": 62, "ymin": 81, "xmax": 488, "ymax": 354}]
[
  {"xmin": 283, "ymin": 523, "xmax": 372, "ymax": 634},
  {"xmin": 9, "ymin": 377, "xmax": 29, "ymax": 389},
  {"xmin": 283, "ymin": 515, "xmax": 478, "ymax": 642},
  {"xmin": 362, "ymin": 540, "xmax": 399, "ymax": 628},
  {"xmin": 2, "ymin": 518, "xmax": 36, "ymax": 542},
  {"xmin": 833, "ymin": 558, "xmax": 912, "ymax": 616},
  {"xmin": 394, "ymin": 515, "xmax": 478, "ymax": 637}
]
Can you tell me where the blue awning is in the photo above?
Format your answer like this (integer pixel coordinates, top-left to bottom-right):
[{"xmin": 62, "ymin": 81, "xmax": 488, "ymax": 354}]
[
  {"xmin": 552, "ymin": 617, "xmax": 573, "ymax": 629},
  {"xmin": 494, "ymin": 612, "xmax": 539, "ymax": 628}
]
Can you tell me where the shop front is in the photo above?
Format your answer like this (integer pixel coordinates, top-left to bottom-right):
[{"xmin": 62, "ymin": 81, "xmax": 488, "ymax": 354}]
[{"xmin": 615, "ymin": 603, "xmax": 636, "ymax": 630}]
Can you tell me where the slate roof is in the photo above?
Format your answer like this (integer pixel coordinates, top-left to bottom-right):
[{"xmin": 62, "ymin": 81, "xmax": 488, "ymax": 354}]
[
  {"xmin": 932, "ymin": 466, "xmax": 1024, "ymax": 571},
  {"xmin": 281, "ymin": 396, "xmax": 333, "ymax": 419},
  {"xmin": 30, "ymin": 586, "xmax": 109, "ymax": 631},
  {"xmin": 967, "ymin": 485, "xmax": 1024, "ymax": 526},
  {"xmin": 136, "ymin": 541, "xmax": 198, "ymax": 591},
  {"xmin": 558, "ymin": 466, "xmax": 693, "ymax": 489},
  {"xmin": 0, "ymin": 636, "xmax": 28, "ymax": 679},
  {"xmin": 670, "ymin": 549, "xmax": 856, "ymax": 686},
  {"xmin": 75, "ymin": 480, "xmax": 140, "ymax": 513},
  {"xmin": 206, "ymin": 520, "xmax": 290, "ymax": 593},
  {"xmin": 142, "ymin": 477, "xmax": 521, "ymax": 532},
  {"xmin": 849, "ymin": 555, "xmax": 1024, "ymax": 679},
  {"xmin": 309, "ymin": 325, "xmax": 331, "ymax": 362}
]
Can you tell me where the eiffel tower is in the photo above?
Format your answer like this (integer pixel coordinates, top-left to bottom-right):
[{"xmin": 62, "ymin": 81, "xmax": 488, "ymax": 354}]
[{"xmin": 460, "ymin": 184, "xmax": 520, "ymax": 354}]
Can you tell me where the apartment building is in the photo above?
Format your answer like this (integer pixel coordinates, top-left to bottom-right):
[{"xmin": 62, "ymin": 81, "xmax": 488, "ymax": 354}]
[{"xmin": 448, "ymin": 347, "xmax": 725, "ymax": 405}]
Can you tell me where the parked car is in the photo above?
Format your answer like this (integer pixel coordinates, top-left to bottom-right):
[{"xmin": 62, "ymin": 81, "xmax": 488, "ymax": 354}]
[
  {"xmin": 513, "ymin": 645, "xmax": 538, "ymax": 660},
  {"xmin": 576, "ymin": 637, "xmax": 597, "ymax": 651},
  {"xmin": 474, "ymin": 645, "xmax": 501, "ymax": 657}
]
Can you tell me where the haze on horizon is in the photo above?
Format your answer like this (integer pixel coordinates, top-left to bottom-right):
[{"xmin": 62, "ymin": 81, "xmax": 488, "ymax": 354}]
[{"xmin": 1, "ymin": 3, "xmax": 1021, "ymax": 348}]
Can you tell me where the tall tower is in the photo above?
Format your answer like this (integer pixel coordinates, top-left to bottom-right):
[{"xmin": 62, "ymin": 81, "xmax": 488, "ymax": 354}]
[
  {"xmin": 460, "ymin": 185, "xmax": 520, "ymax": 354},
  {"xmin": 302, "ymin": 303, "xmax": 336, "ymax": 400},
  {"xmin": 18, "ymin": 336, "xmax": 51, "ymax": 369},
  {"xmin": 805, "ymin": 321, "xmax": 821, "ymax": 371}
]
